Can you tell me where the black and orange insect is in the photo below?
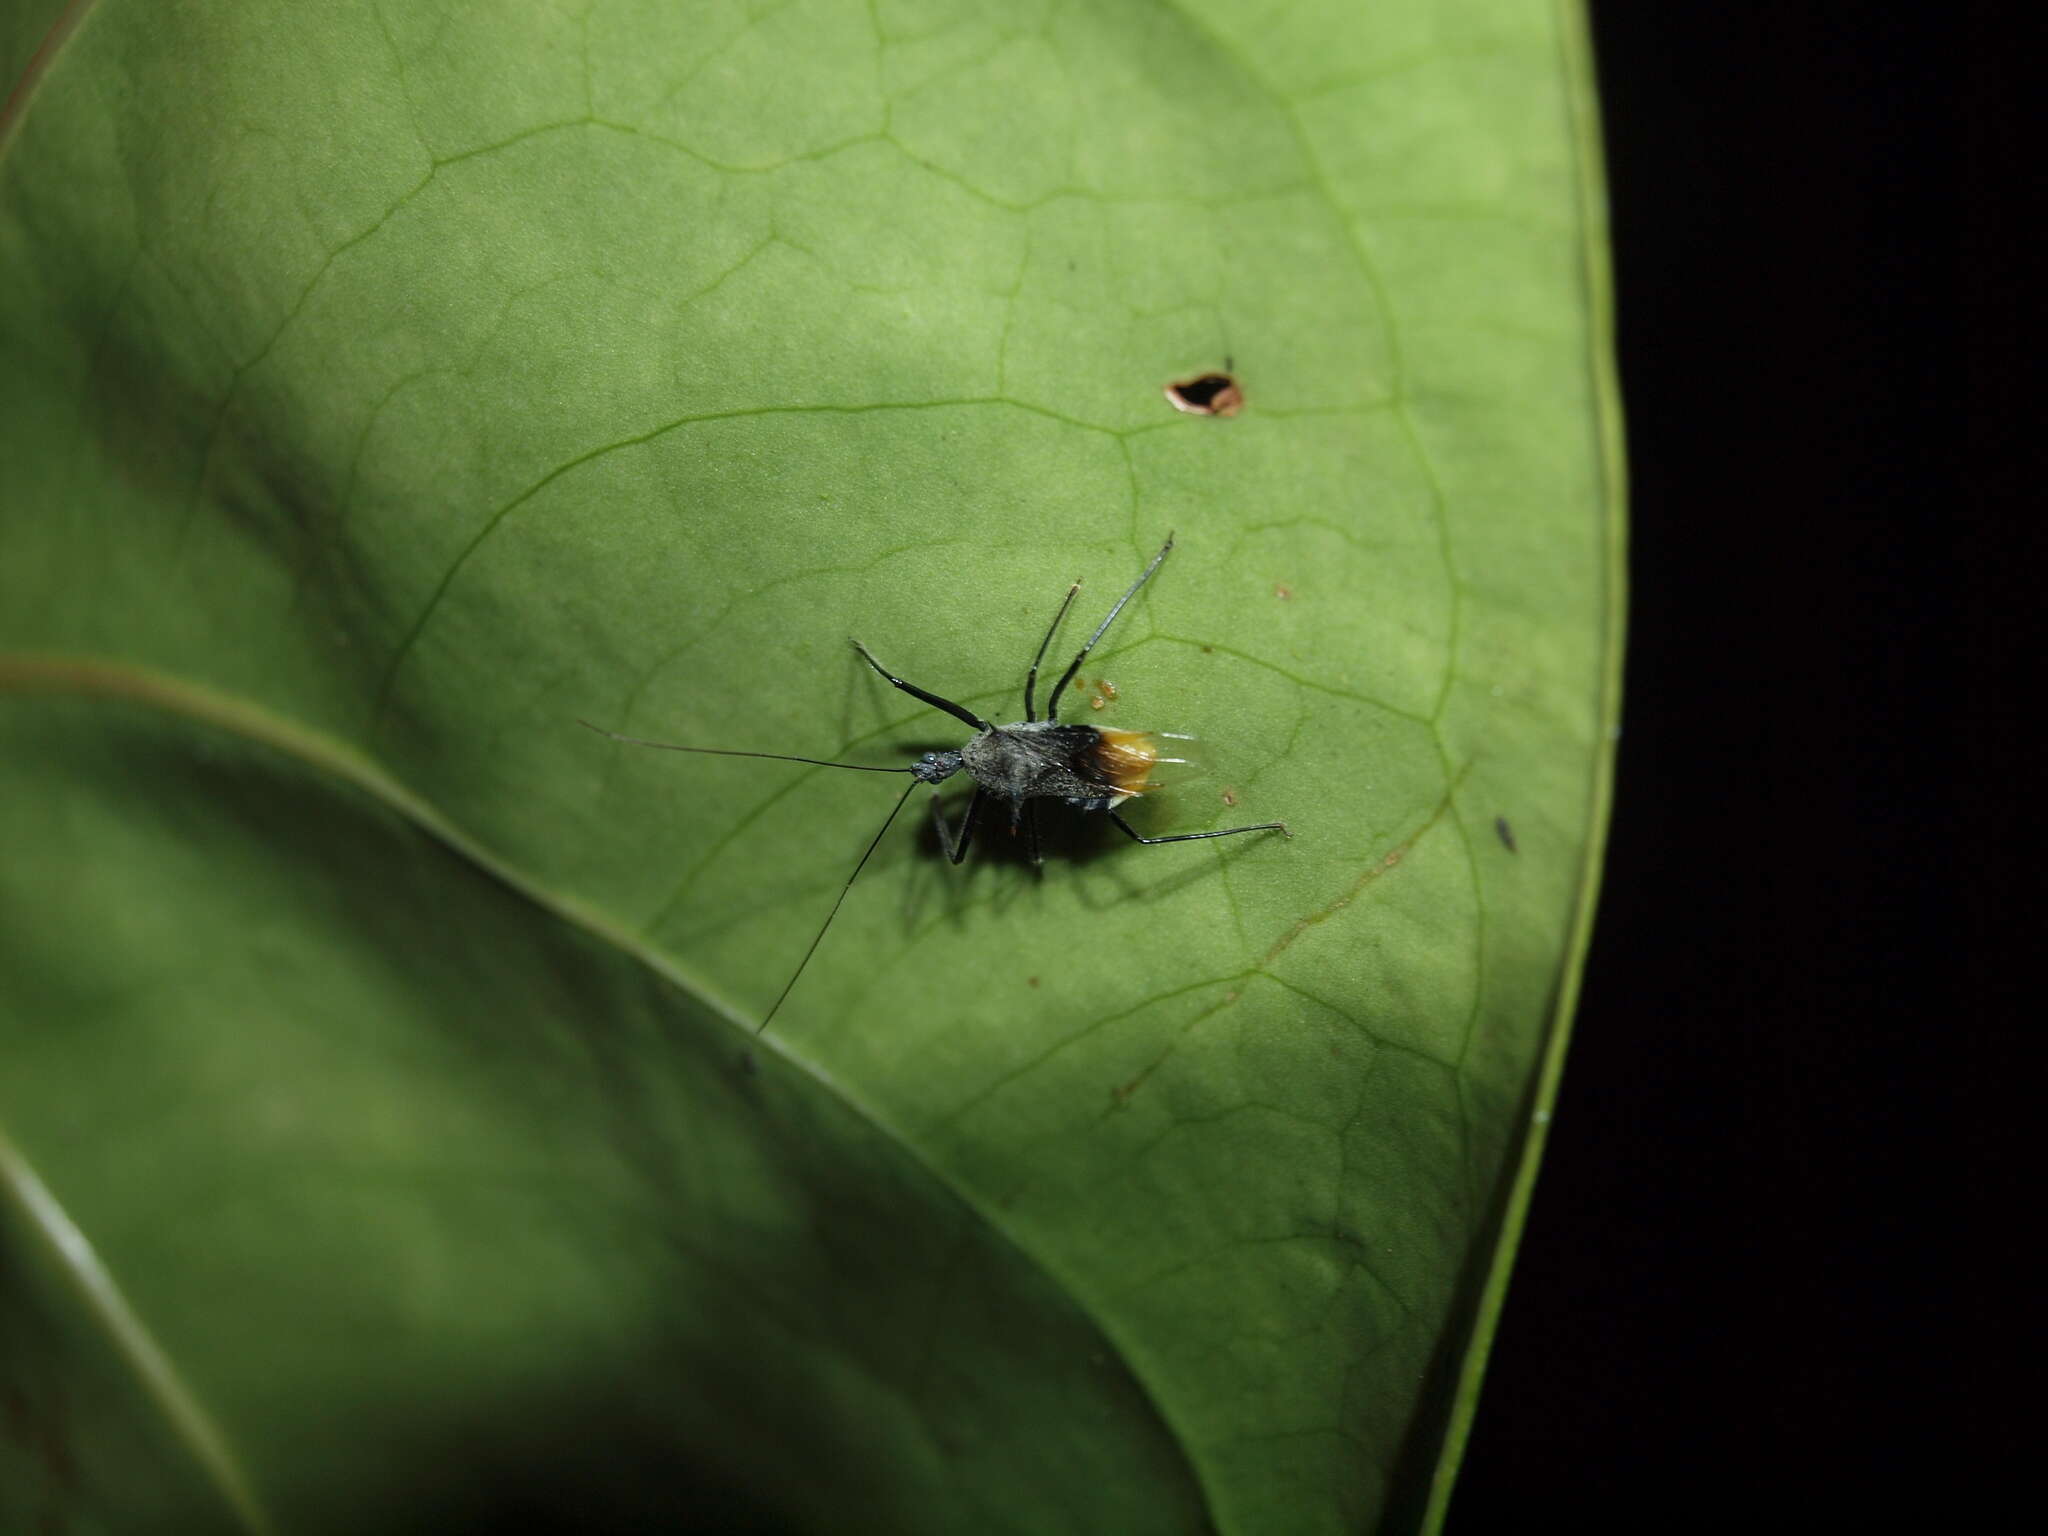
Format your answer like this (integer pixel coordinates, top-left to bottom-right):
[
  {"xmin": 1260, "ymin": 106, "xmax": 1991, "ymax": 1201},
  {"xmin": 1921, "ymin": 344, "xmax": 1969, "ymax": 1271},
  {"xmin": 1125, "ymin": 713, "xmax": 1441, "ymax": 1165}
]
[{"xmin": 583, "ymin": 535, "xmax": 1288, "ymax": 1029}]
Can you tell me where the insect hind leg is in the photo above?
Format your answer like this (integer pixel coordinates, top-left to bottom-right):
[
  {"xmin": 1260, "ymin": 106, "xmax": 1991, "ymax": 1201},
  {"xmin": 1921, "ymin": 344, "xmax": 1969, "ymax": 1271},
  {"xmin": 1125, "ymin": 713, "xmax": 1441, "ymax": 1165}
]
[
  {"xmin": 1048, "ymin": 535, "xmax": 1173, "ymax": 722},
  {"xmin": 1023, "ymin": 580, "xmax": 1082, "ymax": 720},
  {"xmin": 1107, "ymin": 809, "xmax": 1289, "ymax": 845}
]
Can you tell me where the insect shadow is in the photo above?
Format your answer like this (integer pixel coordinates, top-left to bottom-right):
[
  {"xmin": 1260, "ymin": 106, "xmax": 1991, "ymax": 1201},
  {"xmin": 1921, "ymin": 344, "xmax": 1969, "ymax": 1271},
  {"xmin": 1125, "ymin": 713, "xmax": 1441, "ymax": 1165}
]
[{"xmin": 583, "ymin": 534, "xmax": 1289, "ymax": 1032}]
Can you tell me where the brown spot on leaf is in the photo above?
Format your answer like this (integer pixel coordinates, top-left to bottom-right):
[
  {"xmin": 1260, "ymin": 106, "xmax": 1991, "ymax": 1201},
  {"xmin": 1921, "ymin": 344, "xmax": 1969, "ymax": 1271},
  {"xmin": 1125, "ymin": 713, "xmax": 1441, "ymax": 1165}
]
[
  {"xmin": 1221, "ymin": 787, "xmax": 1239, "ymax": 807},
  {"xmin": 1273, "ymin": 582, "xmax": 1293, "ymax": 600},
  {"xmin": 1027, "ymin": 975, "xmax": 1040, "ymax": 988},
  {"xmin": 1164, "ymin": 370, "xmax": 1243, "ymax": 416}
]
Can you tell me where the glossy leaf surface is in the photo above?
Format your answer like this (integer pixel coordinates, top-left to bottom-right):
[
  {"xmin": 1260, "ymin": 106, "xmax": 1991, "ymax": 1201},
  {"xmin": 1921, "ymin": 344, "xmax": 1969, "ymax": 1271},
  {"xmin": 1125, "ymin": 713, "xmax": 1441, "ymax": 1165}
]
[{"xmin": 0, "ymin": 1, "xmax": 1622, "ymax": 1530}]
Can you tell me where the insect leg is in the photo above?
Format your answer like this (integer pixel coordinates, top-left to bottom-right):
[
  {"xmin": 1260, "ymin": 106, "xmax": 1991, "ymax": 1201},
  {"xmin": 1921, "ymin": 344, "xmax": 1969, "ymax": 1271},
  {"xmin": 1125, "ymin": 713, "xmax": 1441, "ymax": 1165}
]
[
  {"xmin": 1047, "ymin": 534, "xmax": 1174, "ymax": 722},
  {"xmin": 758, "ymin": 778, "xmax": 921, "ymax": 1033},
  {"xmin": 933, "ymin": 785, "xmax": 986, "ymax": 865},
  {"xmin": 852, "ymin": 640, "xmax": 991, "ymax": 731},
  {"xmin": 1107, "ymin": 809, "xmax": 1288, "ymax": 845},
  {"xmin": 1023, "ymin": 580, "xmax": 1082, "ymax": 720},
  {"xmin": 1024, "ymin": 801, "xmax": 1044, "ymax": 868}
]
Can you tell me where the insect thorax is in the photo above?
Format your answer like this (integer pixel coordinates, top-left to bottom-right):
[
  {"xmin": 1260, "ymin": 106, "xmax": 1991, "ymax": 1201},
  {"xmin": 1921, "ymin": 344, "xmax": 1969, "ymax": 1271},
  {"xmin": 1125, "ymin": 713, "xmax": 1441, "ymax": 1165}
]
[{"xmin": 961, "ymin": 721, "xmax": 1160, "ymax": 808}]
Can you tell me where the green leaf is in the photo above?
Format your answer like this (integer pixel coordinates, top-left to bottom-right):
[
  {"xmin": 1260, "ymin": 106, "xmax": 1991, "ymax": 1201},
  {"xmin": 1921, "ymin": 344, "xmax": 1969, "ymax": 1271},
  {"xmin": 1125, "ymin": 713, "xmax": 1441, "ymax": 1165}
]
[{"xmin": 0, "ymin": 1, "xmax": 1622, "ymax": 1531}]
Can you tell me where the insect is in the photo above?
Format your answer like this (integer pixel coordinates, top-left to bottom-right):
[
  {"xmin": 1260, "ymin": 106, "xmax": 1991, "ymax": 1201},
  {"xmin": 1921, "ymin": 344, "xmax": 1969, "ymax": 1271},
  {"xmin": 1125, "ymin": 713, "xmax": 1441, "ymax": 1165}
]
[{"xmin": 583, "ymin": 534, "xmax": 1288, "ymax": 1030}]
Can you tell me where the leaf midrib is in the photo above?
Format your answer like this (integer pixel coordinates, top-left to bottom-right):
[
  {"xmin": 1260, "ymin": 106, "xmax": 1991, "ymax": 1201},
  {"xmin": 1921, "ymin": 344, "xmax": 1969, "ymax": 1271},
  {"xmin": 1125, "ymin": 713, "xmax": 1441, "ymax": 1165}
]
[
  {"xmin": 0, "ymin": 646, "xmax": 1221, "ymax": 1532},
  {"xmin": 0, "ymin": 1119, "xmax": 277, "ymax": 1534},
  {"xmin": 0, "ymin": 0, "xmax": 102, "ymax": 160}
]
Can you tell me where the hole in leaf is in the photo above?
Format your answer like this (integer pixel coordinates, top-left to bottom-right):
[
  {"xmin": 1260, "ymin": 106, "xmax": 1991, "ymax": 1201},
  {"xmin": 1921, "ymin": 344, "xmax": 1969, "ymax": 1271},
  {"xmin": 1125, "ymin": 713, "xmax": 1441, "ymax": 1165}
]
[{"xmin": 1164, "ymin": 370, "xmax": 1243, "ymax": 417}]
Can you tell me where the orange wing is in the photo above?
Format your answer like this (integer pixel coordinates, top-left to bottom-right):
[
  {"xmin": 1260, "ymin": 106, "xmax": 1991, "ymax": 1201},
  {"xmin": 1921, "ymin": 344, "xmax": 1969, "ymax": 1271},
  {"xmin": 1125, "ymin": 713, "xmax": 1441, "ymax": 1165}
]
[{"xmin": 1090, "ymin": 729, "xmax": 1162, "ymax": 796}]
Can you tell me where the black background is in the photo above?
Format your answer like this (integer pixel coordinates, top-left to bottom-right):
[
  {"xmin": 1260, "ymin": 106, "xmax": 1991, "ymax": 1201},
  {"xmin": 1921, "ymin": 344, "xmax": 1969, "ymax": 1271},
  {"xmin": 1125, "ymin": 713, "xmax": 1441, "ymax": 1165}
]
[{"xmin": 1447, "ymin": 6, "xmax": 2016, "ymax": 1529}]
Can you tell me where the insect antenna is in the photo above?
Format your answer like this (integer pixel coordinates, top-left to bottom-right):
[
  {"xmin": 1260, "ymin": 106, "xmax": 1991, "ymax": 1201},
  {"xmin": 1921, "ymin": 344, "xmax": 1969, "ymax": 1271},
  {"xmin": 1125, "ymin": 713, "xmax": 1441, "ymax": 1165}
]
[
  {"xmin": 1047, "ymin": 533, "xmax": 1174, "ymax": 722},
  {"xmin": 577, "ymin": 720, "xmax": 918, "ymax": 774},
  {"xmin": 582, "ymin": 719, "xmax": 924, "ymax": 1031},
  {"xmin": 758, "ymin": 777, "xmax": 920, "ymax": 1033},
  {"xmin": 1022, "ymin": 578, "xmax": 1082, "ymax": 720}
]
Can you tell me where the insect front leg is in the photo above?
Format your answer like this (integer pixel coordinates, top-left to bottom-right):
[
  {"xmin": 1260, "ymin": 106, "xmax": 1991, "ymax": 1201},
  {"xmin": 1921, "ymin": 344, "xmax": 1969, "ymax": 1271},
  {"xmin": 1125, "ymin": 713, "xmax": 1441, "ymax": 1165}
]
[
  {"xmin": 852, "ymin": 640, "xmax": 990, "ymax": 731},
  {"xmin": 933, "ymin": 785, "xmax": 987, "ymax": 865}
]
